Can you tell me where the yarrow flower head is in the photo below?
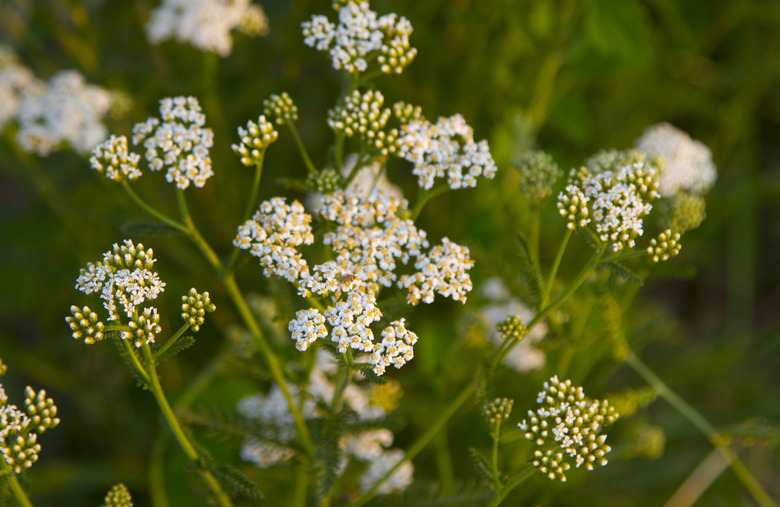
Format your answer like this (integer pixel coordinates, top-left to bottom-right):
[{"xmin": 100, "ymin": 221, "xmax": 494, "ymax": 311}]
[
  {"xmin": 0, "ymin": 363, "xmax": 60, "ymax": 474},
  {"xmin": 0, "ymin": 46, "xmax": 38, "ymax": 133},
  {"xmin": 90, "ymin": 135, "xmax": 142, "ymax": 182},
  {"xmin": 557, "ymin": 158, "xmax": 660, "ymax": 252},
  {"xmin": 232, "ymin": 115, "xmax": 278, "ymax": 166},
  {"xmin": 398, "ymin": 114, "xmax": 497, "ymax": 190},
  {"xmin": 647, "ymin": 229, "xmax": 681, "ymax": 262},
  {"xmin": 236, "ymin": 189, "xmax": 475, "ymax": 374},
  {"xmin": 132, "ymin": 96, "xmax": 214, "ymax": 189},
  {"xmin": 302, "ymin": 1, "xmax": 417, "ymax": 75},
  {"xmin": 328, "ymin": 90, "xmax": 399, "ymax": 155},
  {"xmin": 635, "ymin": 123, "xmax": 716, "ymax": 196},
  {"xmin": 181, "ymin": 288, "xmax": 217, "ymax": 332},
  {"xmin": 15, "ymin": 70, "xmax": 112, "ymax": 156},
  {"xmin": 263, "ymin": 92, "xmax": 298, "ymax": 124},
  {"xmin": 146, "ymin": 0, "xmax": 268, "ymax": 57},
  {"xmin": 70, "ymin": 240, "xmax": 166, "ymax": 347},
  {"xmin": 103, "ymin": 483, "xmax": 134, "ymax": 507},
  {"xmin": 513, "ymin": 150, "xmax": 562, "ymax": 204},
  {"xmin": 484, "ymin": 397, "xmax": 514, "ymax": 426},
  {"xmin": 518, "ymin": 376, "xmax": 618, "ymax": 482}
]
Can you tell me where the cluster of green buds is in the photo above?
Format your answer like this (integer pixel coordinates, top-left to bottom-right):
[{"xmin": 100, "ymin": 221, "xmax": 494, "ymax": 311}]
[
  {"xmin": 66, "ymin": 305, "xmax": 105, "ymax": 344},
  {"xmin": 513, "ymin": 150, "xmax": 562, "ymax": 205},
  {"xmin": 0, "ymin": 365, "xmax": 60, "ymax": 474},
  {"xmin": 484, "ymin": 397, "xmax": 514, "ymax": 426},
  {"xmin": 518, "ymin": 376, "xmax": 618, "ymax": 481},
  {"xmin": 647, "ymin": 229, "xmax": 681, "ymax": 262},
  {"xmin": 392, "ymin": 101, "xmax": 423, "ymax": 123},
  {"xmin": 232, "ymin": 115, "xmax": 278, "ymax": 166},
  {"xmin": 89, "ymin": 134, "xmax": 142, "ymax": 182},
  {"xmin": 496, "ymin": 315, "xmax": 527, "ymax": 341},
  {"xmin": 328, "ymin": 90, "xmax": 391, "ymax": 141},
  {"xmin": 263, "ymin": 92, "xmax": 298, "ymax": 125},
  {"xmin": 103, "ymin": 483, "xmax": 134, "ymax": 507},
  {"xmin": 181, "ymin": 288, "xmax": 217, "ymax": 332},
  {"xmin": 557, "ymin": 184, "xmax": 590, "ymax": 231},
  {"xmin": 658, "ymin": 191, "xmax": 706, "ymax": 234},
  {"xmin": 306, "ymin": 168, "xmax": 341, "ymax": 193}
]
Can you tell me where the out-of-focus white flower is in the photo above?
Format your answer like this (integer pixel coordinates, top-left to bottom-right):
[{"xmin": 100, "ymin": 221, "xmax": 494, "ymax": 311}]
[
  {"xmin": 15, "ymin": 70, "xmax": 112, "ymax": 156},
  {"xmin": 0, "ymin": 46, "xmax": 38, "ymax": 133},
  {"xmin": 635, "ymin": 123, "xmax": 716, "ymax": 196},
  {"xmin": 146, "ymin": 0, "xmax": 268, "ymax": 57},
  {"xmin": 398, "ymin": 114, "xmax": 497, "ymax": 190},
  {"xmin": 302, "ymin": 1, "xmax": 416, "ymax": 75}
]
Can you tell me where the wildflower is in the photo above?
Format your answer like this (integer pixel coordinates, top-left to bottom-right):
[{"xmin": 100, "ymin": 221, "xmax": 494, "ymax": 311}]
[
  {"xmin": 0, "ymin": 46, "xmax": 38, "ymax": 133},
  {"xmin": 181, "ymin": 288, "xmax": 217, "ymax": 332},
  {"xmin": 232, "ymin": 115, "xmax": 278, "ymax": 166},
  {"xmin": 369, "ymin": 318, "xmax": 418, "ymax": 376},
  {"xmin": 398, "ymin": 114, "xmax": 497, "ymax": 190},
  {"xmin": 146, "ymin": 0, "xmax": 268, "ymax": 57},
  {"xmin": 635, "ymin": 123, "xmax": 716, "ymax": 196},
  {"xmin": 288, "ymin": 308, "xmax": 329, "ymax": 351},
  {"xmin": 328, "ymin": 90, "xmax": 398, "ymax": 155},
  {"xmin": 518, "ymin": 376, "xmax": 618, "ymax": 481},
  {"xmin": 306, "ymin": 168, "xmax": 342, "ymax": 193},
  {"xmin": 0, "ymin": 370, "xmax": 60, "ymax": 474},
  {"xmin": 132, "ymin": 96, "xmax": 214, "ymax": 189},
  {"xmin": 66, "ymin": 306, "xmax": 106, "ymax": 345},
  {"xmin": 74, "ymin": 239, "xmax": 165, "ymax": 322},
  {"xmin": 263, "ymin": 92, "xmax": 298, "ymax": 125},
  {"xmin": 513, "ymin": 150, "xmax": 562, "ymax": 204},
  {"xmin": 398, "ymin": 238, "xmax": 475, "ymax": 305},
  {"xmin": 234, "ymin": 198, "xmax": 315, "ymax": 283},
  {"xmin": 302, "ymin": 1, "xmax": 417, "ymax": 75},
  {"xmin": 90, "ymin": 135, "xmax": 142, "ymax": 182},
  {"xmin": 647, "ymin": 229, "xmax": 681, "ymax": 262},
  {"xmin": 657, "ymin": 190, "xmax": 706, "ymax": 234},
  {"xmin": 15, "ymin": 70, "xmax": 112, "ymax": 155},
  {"xmin": 103, "ymin": 483, "xmax": 134, "ymax": 507},
  {"xmin": 484, "ymin": 397, "xmax": 514, "ymax": 425}
]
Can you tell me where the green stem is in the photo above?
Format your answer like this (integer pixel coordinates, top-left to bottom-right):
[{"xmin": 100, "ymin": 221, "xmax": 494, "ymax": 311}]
[
  {"xmin": 488, "ymin": 465, "xmax": 536, "ymax": 507},
  {"xmin": 331, "ymin": 354, "xmax": 353, "ymax": 413},
  {"xmin": 540, "ymin": 228, "xmax": 572, "ymax": 308},
  {"xmin": 493, "ymin": 243, "xmax": 606, "ymax": 370},
  {"xmin": 335, "ymin": 134, "xmax": 345, "ymax": 176},
  {"xmin": 121, "ymin": 338, "xmax": 151, "ymax": 385},
  {"xmin": 154, "ymin": 322, "xmax": 191, "ymax": 360},
  {"xmin": 226, "ymin": 153, "xmax": 266, "ymax": 273},
  {"xmin": 141, "ymin": 344, "xmax": 234, "ymax": 507},
  {"xmin": 625, "ymin": 351, "xmax": 777, "ymax": 507},
  {"xmin": 285, "ymin": 120, "xmax": 317, "ymax": 174},
  {"xmin": 122, "ymin": 181, "xmax": 187, "ymax": 233},
  {"xmin": 529, "ymin": 206, "xmax": 541, "ymax": 263},
  {"xmin": 347, "ymin": 382, "xmax": 477, "ymax": 507},
  {"xmin": 491, "ymin": 419, "xmax": 503, "ymax": 489},
  {"xmin": 598, "ymin": 250, "xmax": 648, "ymax": 264},
  {"xmin": 411, "ymin": 186, "xmax": 451, "ymax": 221},
  {"xmin": 3, "ymin": 464, "xmax": 34, "ymax": 507}
]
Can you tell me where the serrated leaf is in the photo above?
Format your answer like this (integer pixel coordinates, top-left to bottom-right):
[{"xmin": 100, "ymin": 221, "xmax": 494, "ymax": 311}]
[
  {"xmin": 179, "ymin": 407, "xmax": 297, "ymax": 452},
  {"xmin": 155, "ymin": 335, "xmax": 196, "ymax": 363},
  {"xmin": 603, "ymin": 261, "xmax": 644, "ymax": 286},
  {"xmin": 468, "ymin": 447, "xmax": 496, "ymax": 490},
  {"xmin": 212, "ymin": 465, "xmax": 264, "ymax": 500},
  {"xmin": 513, "ymin": 232, "xmax": 544, "ymax": 307},
  {"xmin": 574, "ymin": 228, "xmax": 600, "ymax": 250},
  {"xmin": 311, "ymin": 416, "xmax": 344, "ymax": 498},
  {"xmin": 356, "ymin": 365, "xmax": 387, "ymax": 385},
  {"xmin": 120, "ymin": 221, "xmax": 182, "ymax": 237}
]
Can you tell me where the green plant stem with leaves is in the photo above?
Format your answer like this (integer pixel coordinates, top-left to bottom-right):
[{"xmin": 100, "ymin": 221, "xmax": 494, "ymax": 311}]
[
  {"xmin": 487, "ymin": 466, "xmax": 536, "ymax": 507},
  {"xmin": 625, "ymin": 351, "xmax": 777, "ymax": 507},
  {"xmin": 3, "ymin": 462, "xmax": 34, "ymax": 507}
]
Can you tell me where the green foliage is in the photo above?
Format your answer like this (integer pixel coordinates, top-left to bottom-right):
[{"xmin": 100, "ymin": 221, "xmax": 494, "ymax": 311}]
[
  {"xmin": 311, "ymin": 416, "xmax": 344, "ymax": 498},
  {"xmin": 155, "ymin": 335, "xmax": 196, "ymax": 363},
  {"xmin": 512, "ymin": 233, "xmax": 544, "ymax": 306},
  {"xmin": 211, "ymin": 465, "xmax": 264, "ymax": 501},
  {"xmin": 467, "ymin": 447, "xmax": 496, "ymax": 490}
]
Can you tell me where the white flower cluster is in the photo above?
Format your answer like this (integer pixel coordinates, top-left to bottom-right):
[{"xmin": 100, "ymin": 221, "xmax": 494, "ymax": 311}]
[
  {"xmin": 0, "ymin": 380, "xmax": 60, "ymax": 474},
  {"xmin": 132, "ymin": 96, "xmax": 214, "ymax": 189},
  {"xmin": 398, "ymin": 114, "xmax": 497, "ymax": 190},
  {"xmin": 238, "ymin": 190, "xmax": 475, "ymax": 374},
  {"xmin": 518, "ymin": 376, "xmax": 618, "ymax": 482},
  {"xmin": 0, "ymin": 46, "xmax": 36, "ymax": 132},
  {"xmin": 478, "ymin": 277, "xmax": 547, "ymax": 373},
  {"xmin": 302, "ymin": 1, "xmax": 416, "ymax": 74},
  {"xmin": 234, "ymin": 198, "xmax": 315, "ymax": 283},
  {"xmin": 558, "ymin": 162, "xmax": 659, "ymax": 252},
  {"xmin": 15, "ymin": 70, "xmax": 112, "ymax": 156},
  {"xmin": 635, "ymin": 123, "xmax": 716, "ymax": 196},
  {"xmin": 146, "ymin": 0, "xmax": 268, "ymax": 57},
  {"xmin": 328, "ymin": 90, "xmax": 391, "ymax": 139},
  {"xmin": 237, "ymin": 352, "xmax": 413, "ymax": 493},
  {"xmin": 90, "ymin": 135, "xmax": 142, "ymax": 182}
]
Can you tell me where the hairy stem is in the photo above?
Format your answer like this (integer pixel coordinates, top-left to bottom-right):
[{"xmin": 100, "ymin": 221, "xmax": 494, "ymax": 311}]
[
  {"xmin": 285, "ymin": 120, "xmax": 317, "ymax": 174},
  {"xmin": 227, "ymin": 152, "xmax": 266, "ymax": 273},
  {"xmin": 540, "ymin": 228, "xmax": 572, "ymax": 308},
  {"xmin": 2, "ymin": 463, "xmax": 34, "ymax": 507}
]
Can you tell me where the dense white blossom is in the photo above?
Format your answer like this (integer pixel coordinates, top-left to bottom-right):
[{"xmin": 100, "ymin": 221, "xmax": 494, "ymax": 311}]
[
  {"xmin": 15, "ymin": 70, "xmax": 112, "ymax": 156},
  {"xmin": 0, "ymin": 46, "xmax": 38, "ymax": 133},
  {"xmin": 398, "ymin": 114, "xmax": 496, "ymax": 190},
  {"xmin": 635, "ymin": 123, "xmax": 716, "ymax": 196},
  {"xmin": 302, "ymin": 1, "xmax": 416, "ymax": 74},
  {"xmin": 90, "ymin": 135, "xmax": 142, "ymax": 182},
  {"xmin": 132, "ymin": 96, "xmax": 214, "ymax": 189},
  {"xmin": 146, "ymin": 0, "xmax": 268, "ymax": 56}
]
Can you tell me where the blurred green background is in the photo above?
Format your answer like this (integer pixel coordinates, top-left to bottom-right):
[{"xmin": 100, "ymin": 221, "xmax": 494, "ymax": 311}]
[{"xmin": 1, "ymin": 0, "xmax": 779, "ymax": 504}]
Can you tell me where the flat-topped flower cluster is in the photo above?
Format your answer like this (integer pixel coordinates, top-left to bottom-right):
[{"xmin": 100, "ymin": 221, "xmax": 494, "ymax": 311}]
[{"xmin": 235, "ymin": 188, "xmax": 475, "ymax": 375}]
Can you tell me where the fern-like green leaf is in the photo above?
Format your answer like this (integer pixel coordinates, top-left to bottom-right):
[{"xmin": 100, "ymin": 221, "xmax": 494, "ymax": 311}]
[
  {"xmin": 603, "ymin": 261, "xmax": 644, "ymax": 286},
  {"xmin": 155, "ymin": 335, "xmax": 196, "ymax": 363},
  {"xmin": 212, "ymin": 465, "xmax": 264, "ymax": 500},
  {"xmin": 574, "ymin": 228, "xmax": 600, "ymax": 250},
  {"xmin": 178, "ymin": 407, "xmax": 298, "ymax": 453},
  {"xmin": 356, "ymin": 365, "xmax": 387, "ymax": 385},
  {"xmin": 513, "ymin": 233, "xmax": 544, "ymax": 306},
  {"xmin": 311, "ymin": 416, "xmax": 344, "ymax": 498},
  {"xmin": 468, "ymin": 447, "xmax": 496, "ymax": 490}
]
